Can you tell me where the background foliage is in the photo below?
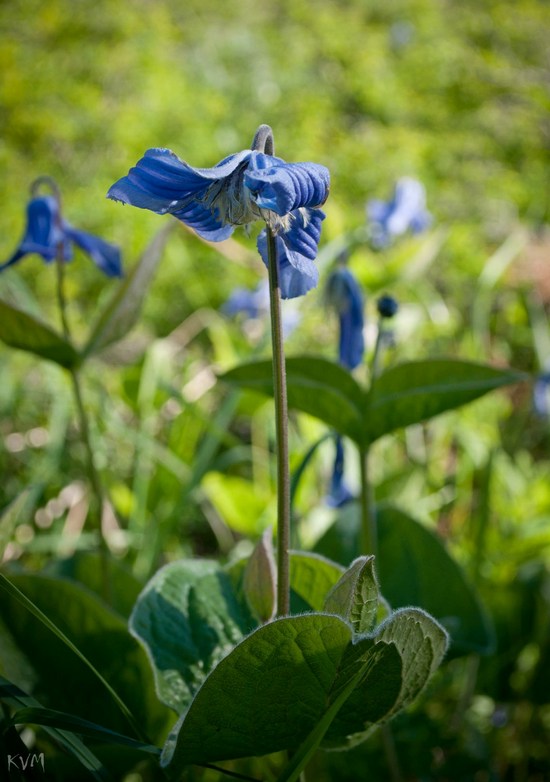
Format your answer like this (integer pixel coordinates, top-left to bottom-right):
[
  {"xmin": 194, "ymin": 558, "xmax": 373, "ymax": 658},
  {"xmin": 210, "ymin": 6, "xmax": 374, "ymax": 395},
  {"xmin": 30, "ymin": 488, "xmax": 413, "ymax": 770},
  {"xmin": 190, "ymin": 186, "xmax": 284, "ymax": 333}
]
[{"xmin": 1, "ymin": 0, "xmax": 549, "ymax": 780}]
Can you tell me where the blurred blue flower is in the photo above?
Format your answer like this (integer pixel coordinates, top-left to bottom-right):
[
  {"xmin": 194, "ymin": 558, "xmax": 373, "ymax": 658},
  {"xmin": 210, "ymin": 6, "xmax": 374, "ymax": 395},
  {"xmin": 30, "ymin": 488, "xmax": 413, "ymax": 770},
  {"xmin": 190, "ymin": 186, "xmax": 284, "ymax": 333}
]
[
  {"xmin": 107, "ymin": 146, "xmax": 329, "ymax": 298},
  {"xmin": 367, "ymin": 177, "xmax": 431, "ymax": 248},
  {"xmin": 223, "ymin": 283, "xmax": 266, "ymax": 320},
  {"xmin": 326, "ymin": 267, "xmax": 365, "ymax": 370},
  {"xmin": 326, "ymin": 436, "xmax": 355, "ymax": 508},
  {"xmin": 223, "ymin": 280, "xmax": 300, "ymax": 336},
  {"xmin": 0, "ymin": 195, "xmax": 122, "ymax": 277},
  {"xmin": 533, "ymin": 370, "xmax": 550, "ymax": 418}
]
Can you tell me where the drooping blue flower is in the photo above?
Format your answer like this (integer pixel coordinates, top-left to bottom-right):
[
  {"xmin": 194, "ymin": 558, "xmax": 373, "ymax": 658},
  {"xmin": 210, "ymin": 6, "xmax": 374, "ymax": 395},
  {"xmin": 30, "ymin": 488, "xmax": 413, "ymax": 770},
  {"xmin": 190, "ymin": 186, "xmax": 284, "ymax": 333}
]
[
  {"xmin": 107, "ymin": 145, "xmax": 329, "ymax": 298},
  {"xmin": 325, "ymin": 267, "xmax": 365, "ymax": 370},
  {"xmin": 367, "ymin": 177, "xmax": 431, "ymax": 248},
  {"xmin": 0, "ymin": 195, "xmax": 122, "ymax": 277},
  {"xmin": 326, "ymin": 436, "xmax": 355, "ymax": 508}
]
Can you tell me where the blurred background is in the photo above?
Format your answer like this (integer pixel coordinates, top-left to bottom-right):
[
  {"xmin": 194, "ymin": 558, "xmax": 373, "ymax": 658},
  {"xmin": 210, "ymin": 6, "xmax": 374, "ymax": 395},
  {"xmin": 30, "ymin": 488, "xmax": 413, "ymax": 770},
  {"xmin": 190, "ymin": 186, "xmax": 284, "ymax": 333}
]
[{"xmin": 1, "ymin": 0, "xmax": 549, "ymax": 780}]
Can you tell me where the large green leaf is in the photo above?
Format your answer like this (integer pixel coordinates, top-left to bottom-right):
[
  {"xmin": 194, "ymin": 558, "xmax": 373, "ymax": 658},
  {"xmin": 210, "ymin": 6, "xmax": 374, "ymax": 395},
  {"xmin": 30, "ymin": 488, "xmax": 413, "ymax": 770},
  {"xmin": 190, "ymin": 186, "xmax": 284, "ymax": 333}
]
[
  {"xmin": 45, "ymin": 551, "xmax": 143, "ymax": 620},
  {"xmin": 363, "ymin": 359, "xmax": 526, "ymax": 445},
  {"xmin": 223, "ymin": 356, "xmax": 525, "ymax": 447},
  {"xmin": 222, "ymin": 357, "xmax": 365, "ymax": 441},
  {"xmin": 82, "ymin": 223, "xmax": 173, "ymax": 358},
  {"xmin": 314, "ymin": 504, "xmax": 494, "ymax": 655},
  {"xmin": 0, "ymin": 299, "xmax": 79, "ymax": 368},
  {"xmin": 129, "ymin": 559, "xmax": 256, "ymax": 715},
  {"xmin": 161, "ymin": 613, "xmax": 403, "ymax": 769},
  {"xmin": 376, "ymin": 505, "xmax": 495, "ymax": 655},
  {"xmin": 0, "ymin": 573, "xmax": 171, "ymax": 742}
]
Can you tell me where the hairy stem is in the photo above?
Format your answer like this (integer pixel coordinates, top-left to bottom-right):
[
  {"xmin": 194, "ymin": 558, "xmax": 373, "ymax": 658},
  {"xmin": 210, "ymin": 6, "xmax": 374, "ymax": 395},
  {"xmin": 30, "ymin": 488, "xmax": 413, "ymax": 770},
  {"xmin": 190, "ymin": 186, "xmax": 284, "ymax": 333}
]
[
  {"xmin": 251, "ymin": 124, "xmax": 291, "ymax": 616},
  {"xmin": 266, "ymin": 226, "xmax": 291, "ymax": 616}
]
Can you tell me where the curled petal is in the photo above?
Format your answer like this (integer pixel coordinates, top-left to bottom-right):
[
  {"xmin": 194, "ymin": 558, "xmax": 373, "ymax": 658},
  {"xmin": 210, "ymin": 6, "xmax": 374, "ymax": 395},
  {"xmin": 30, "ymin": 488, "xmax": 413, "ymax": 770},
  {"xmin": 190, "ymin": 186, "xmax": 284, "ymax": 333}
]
[
  {"xmin": 281, "ymin": 208, "xmax": 325, "ymax": 261},
  {"xmin": 245, "ymin": 159, "xmax": 330, "ymax": 215},
  {"xmin": 107, "ymin": 147, "xmax": 251, "ymax": 213},
  {"xmin": 171, "ymin": 200, "xmax": 235, "ymax": 242},
  {"xmin": 64, "ymin": 224, "xmax": 123, "ymax": 277},
  {"xmin": 257, "ymin": 230, "xmax": 318, "ymax": 299}
]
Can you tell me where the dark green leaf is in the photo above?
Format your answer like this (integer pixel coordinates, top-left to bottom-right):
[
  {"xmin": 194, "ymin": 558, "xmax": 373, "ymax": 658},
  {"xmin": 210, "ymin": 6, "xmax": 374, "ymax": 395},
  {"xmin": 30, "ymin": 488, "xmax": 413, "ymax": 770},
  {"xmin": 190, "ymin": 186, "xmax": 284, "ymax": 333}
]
[
  {"xmin": 129, "ymin": 559, "xmax": 256, "ymax": 714},
  {"xmin": 0, "ymin": 573, "xmax": 170, "ymax": 742},
  {"xmin": 222, "ymin": 357, "xmax": 365, "ymax": 441},
  {"xmin": 9, "ymin": 706, "xmax": 160, "ymax": 756},
  {"xmin": 82, "ymin": 223, "xmax": 173, "ymax": 358},
  {"xmin": 363, "ymin": 359, "xmax": 526, "ymax": 445},
  {"xmin": 314, "ymin": 503, "xmax": 495, "ymax": 655},
  {"xmin": 376, "ymin": 505, "xmax": 495, "ymax": 655},
  {"xmin": 0, "ymin": 675, "xmax": 110, "ymax": 781},
  {"xmin": 0, "ymin": 299, "xmax": 79, "ymax": 368},
  {"xmin": 161, "ymin": 614, "xmax": 402, "ymax": 769}
]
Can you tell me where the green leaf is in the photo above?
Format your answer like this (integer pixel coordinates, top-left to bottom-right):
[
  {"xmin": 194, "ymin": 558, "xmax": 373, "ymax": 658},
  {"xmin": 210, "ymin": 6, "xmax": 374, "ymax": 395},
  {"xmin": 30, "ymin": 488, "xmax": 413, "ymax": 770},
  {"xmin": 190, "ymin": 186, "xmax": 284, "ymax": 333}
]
[
  {"xmin": 161, "ymin": 613, "xmax": 403, "ymax": 769},
  {"xmin": 0, "ymin": 675, "xmax": 110, "ymax": 781},
  {"xmin": 9, "ymin": 706, "xmax": 160, "ymax": 756},
  {"xmin": 45, "ymin": 551, "xmax": 143, "ymax": 620},
  {"xmin": 289, "ymin": 551, "xmax": 344, "ymax": 612},
  {"xmin": 82, "ymin": 223, "xmax": 173, "ymax": 358},
  {"xmin": 242, "ymin": 529, "xmax": 277, "ymax": 623},
  {"xmin": 376, "ymin": 607, "xmax": 448, "ymax": 718},
  {"xmin": 0, "ymin": 299, "xmax": 79, "ymax": 368},
  {"xmin": 324, "ymin": 556, "xmax": 379, "ymax": 634},
  {"xmin": 0, "ymin": 572, "xmax": 170, "ymax": 742},
  {"xmin": 129, "ymin": 559, "xmax": 256, "ymax": 714},
  {"xmin": 376, "ymin": 505, "xmax": 495, "ymax": 655},
  {"xmin": 363, "ymin": 359, "xmax": 526, "ymax": 445},
  {"xmin": 314, "ymin": 503, "xmax": 495, "ymax": 655},
  {"xmin": 222, "ymin": 357, "xmax": 365, "ymax": 441}
]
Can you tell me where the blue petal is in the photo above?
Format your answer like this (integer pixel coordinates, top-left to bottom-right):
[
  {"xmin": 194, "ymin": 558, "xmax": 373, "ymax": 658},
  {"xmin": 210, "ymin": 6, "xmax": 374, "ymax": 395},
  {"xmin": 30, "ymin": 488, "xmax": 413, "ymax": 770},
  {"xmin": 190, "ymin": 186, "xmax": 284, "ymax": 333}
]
[
  {"xmin": 257, "ymin": 230, "xmax": 318, "ymax": 299},
  {"xmin": 107, "ymin": 147, "xmax": 251, "ymax": 239},
  {"xmin": 281, "ymin": 208, "xmax": 325, "ymax": 261},
  {"xmin": 64, "ymin": 224, "xmax": 123, "ymax": 277},
  {"xmin": 245, "ymin": 158, "xmax": 330, "ymax": 215}
]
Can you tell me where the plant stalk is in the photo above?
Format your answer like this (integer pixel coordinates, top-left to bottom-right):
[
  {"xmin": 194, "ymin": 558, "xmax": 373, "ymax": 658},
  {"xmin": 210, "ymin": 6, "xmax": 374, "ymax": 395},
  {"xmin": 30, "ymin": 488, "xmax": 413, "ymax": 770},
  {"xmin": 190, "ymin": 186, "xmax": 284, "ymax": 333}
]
[
  {"xmin": 252, "ymin": 124, "xmax": 291, "ymax": 617},
  {"xmin": 266, "ymin": 226, "xmax": 291, "ymax": 616},
  {"xmin": 358, "ymin": 445, "xmax": 377, "ymax": 557},
  {"xmin": 54, "ymin": 233, "xmax": 110, "ymax": 600}
]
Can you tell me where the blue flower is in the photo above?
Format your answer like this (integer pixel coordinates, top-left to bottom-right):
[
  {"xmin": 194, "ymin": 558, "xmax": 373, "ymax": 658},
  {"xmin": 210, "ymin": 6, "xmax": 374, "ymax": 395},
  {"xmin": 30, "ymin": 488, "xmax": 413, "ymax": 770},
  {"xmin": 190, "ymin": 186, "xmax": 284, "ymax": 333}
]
[
  {"xmin": 367, "ymin": 177, "xmax": 431, "ymax": 248},
  {"xmin": 325, "ymin": 267, "xmax": 365, "ymax": 370},
  {"xmin": 107, "ymin": 145, "xmax": 329, "ymax": 298},
  {"xmin": 223, "ymin": 283, "xmax": 267, "ymax": 320},
  {"xmin": 0, "ymin": 195, "xmax": 122, "ymax": 277},
  {"xmin": 326, "ymin": 436, "xmax": 355, "ymax": 508},
  {"xmin": 223, "ymin": 280, "xmax": 301, "ymax": 336}
]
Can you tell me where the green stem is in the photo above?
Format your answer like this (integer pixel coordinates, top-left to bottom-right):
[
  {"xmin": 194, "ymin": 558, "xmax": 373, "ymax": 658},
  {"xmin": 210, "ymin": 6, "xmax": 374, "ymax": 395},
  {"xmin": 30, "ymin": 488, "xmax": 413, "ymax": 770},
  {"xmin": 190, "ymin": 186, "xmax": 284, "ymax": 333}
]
[
  {"xmin": 266, "ymin": 226, "xmax": 291, "ymax": 616},
  {"xmin": 252, "ymin": 124, "xmax": 290, "ymax": 617},
  {"xmin": 54, "ymin": 230, "xmax": 110, "ymax": 599},
  {"xmin": 359, "ymin": 445, "xmax": 377, "ymax": 557}
]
